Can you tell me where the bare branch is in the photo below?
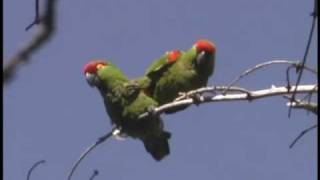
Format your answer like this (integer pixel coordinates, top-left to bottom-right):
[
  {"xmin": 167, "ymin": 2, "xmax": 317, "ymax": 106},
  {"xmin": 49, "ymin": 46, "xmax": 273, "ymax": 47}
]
[
  {"xmin": 288, "ymin": 101, "xmax": 318, "ymax": 114},
  {"xmin": 27, "ymin": 160, "xmax": 46, "ymax": 180},
  {"xmin": 139, "ymin": 84, "xmax": 318, "ymax": 119},
  {"xmin": 284, "ymin": 95, "xmax": 318, "ymax": 115},
  {"xmin": 25, "ymin": 0, "xmax": 41, "ymax": 31},
  {"xmin": 67, "ymin": 128, "xmax": 120, "ymax": 180},
  {"xmin": 311, "ymin": 0, "xmax": 318, "ymax": 17},
  {"xmin": 289, "ymin": 0, "xmax": 318, "ymax": 116},
  {"xmin": 174, "ymin": 86, "xmax": 252, "ymax": 101},
  {"xmin": 3, "ymin": 0, "xmax": 57, "ymax": 85},
  {"xmin": 89, "ymin": 170, "xmax": 99, "ymax": 180},
  {"xmin": 289, "ymin": 124, "xmax": 317, "ymax": 148},
  {"xmin": 223, "ymin": 60, "xmax": 317, "ymax": 94},
  {"xmin": 285, "ymin": 64, "xmax": 298, "ymax": 91}
]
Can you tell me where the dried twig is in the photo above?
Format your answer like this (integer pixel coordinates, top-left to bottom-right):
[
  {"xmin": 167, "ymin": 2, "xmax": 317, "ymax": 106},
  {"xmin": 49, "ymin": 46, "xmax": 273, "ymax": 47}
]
[
  {"xmin": 89, "ymin": 170, "xmax": 99, "ymax": 180},
  {"xmin": 289, "ymin": 124, "xmax": 317, "ymax": 148},
  {"xmin": 27, "ymin": 160, "xmax": 46, "ymax": 180},
  {"xmin": 175, "ymin": 86, "xmax": 251, "ymax": 101},
  {"xmin": 289, "ymin": 0, "xmax": 318, "ymax": 116},
  {"xmin": 67, "ymin": 128, "xmax": 120, "ymax": 180},
  {"xmin": 223, "ymin": 60, "xmax": 317, "ymax": 94},
  {"xmin": 285, "ymin": 64, "xmax": 297, "ymax": 91},
  {"xmin": 139, "ymin": 84, "xmax": 317, "ymax": 119},
  {"xmin": 3, "ymin": 0, "xmax": 57, "ymax": 85},
  {"xmin": 25, "ymin": 0, "xmax": 41, "ymax": 31}
]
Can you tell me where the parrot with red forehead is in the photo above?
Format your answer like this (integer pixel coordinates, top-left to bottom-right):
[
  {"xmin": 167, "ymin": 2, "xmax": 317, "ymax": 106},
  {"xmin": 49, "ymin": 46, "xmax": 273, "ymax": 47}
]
[
  {"xmin": 83, "ymin": 60, "xmax": 171, "ymax": 161},
  {"xmin": 137, "ymin": 50, "xmax": 184, "ymax": 96},
  {"xmin": 141, "ymin": 40, "xmax": 216, "ymax": 111}
]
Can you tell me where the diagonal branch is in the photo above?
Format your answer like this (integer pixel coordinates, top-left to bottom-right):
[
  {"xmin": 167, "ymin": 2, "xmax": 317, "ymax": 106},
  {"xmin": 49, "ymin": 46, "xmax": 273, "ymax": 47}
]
[
  {"xmin": 289, "ymin": 124, "xmax": 317, "ymax": 148},
  {"xmin": 67, "ymin": 127, "xmax": 120, "ymax": 180},
  {"xmin": 289, "ymin": 0, "xmax": 318, "ymax": 116},
  {"xmin": 25, "ymin": 0, "xmax": 41, "ymax": 31},
  {"xmin": 27, "ymin": 160, "xmax": 46, "ymax": 180},
  {"xmin": 223, "ymin": 60, "xmax": 317, "ymax": 94},
  {"xmin": 89, "ymin": 170, "xmax": 99, "ymax": 180},
  {"xmin": 3, "ymin": 0, "xmax": 57, "ymax": 85}
]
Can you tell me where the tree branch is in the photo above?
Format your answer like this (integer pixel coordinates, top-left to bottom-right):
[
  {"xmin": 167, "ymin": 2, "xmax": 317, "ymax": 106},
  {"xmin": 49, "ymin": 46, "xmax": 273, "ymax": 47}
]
[
  {"xmin": 89, "ymin": 170, "xmax": 99, "ymax": 180},
  {"xmin": 285, "ymin": 98, "xmax": 318, "ymax": 115},
  {"xmin": 289, "ymin": 0, "xmax": 318, "ymax": 116},
  {"xmin": 3, "ymin": 0, "xmax": 57, "ymax": 85},
  {"xmin": 139, "ymin": 84, "xmax": 318, "ymax": 119},
  {"xmin": 27, "ymin": 160, "xmax": 46, "ymax": 180},
  {"xmin": 67, "ymin": 128, "xmax": 120, "ymax": 180},
  {"xmin": 25, "ymin": 0, "xmax": 41, "ymax": 31},
  {"xmin": 223, "ymin": 60, "xmax": 317, "ymax": 94},
  {"xmin": 289, "ymin": 124, "xmax": 317, "ymax": 148}
]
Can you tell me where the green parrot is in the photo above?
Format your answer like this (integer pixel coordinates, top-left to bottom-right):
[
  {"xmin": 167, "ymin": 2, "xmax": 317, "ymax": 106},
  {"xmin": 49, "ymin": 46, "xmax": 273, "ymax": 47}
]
[
  {"xmin": 137, "ymin": 50, "xmax": 183, "ymax": 97},
  {"xmin": 83, "ymin": 60, "xmax": 171, "ymax": 161},
  {"xmin": 141, "ymin": 40, "xmax": 216, "ymax": 111}
]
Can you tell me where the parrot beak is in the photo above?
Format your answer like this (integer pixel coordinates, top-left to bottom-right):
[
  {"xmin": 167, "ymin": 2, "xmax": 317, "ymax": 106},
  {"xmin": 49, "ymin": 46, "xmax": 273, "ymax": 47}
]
[
  {"xmin": 195, "ymin": 51, "xmax": 206, "ymax": 67},
  {"xmin": 85, "ymin": 73, "xmax": 97, "ymax": 87}
]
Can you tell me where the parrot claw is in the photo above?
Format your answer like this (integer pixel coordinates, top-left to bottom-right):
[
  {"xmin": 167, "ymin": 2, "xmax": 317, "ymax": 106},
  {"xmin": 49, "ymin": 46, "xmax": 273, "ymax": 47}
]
[
  {"xmin": 189, "ymin": 93, "xmax": 202, "ymax": 106},
  {"xmin": 246, "ymin": 92, "xmax": 253, "ymax": 102},
  {"xmin": 147, "ymin": 106, "xmax": 158, "ymax": 119},
  {"xmin": 112, "ymin": 127, "xmax": 128, "ymax": 141},
  {"xmin": 114, "ymin": 133, "xmax": 128, "ymax": 141}
]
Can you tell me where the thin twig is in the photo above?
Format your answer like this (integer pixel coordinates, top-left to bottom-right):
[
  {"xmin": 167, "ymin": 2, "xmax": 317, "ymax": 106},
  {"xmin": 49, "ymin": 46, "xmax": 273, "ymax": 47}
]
[
  {"xmin": 289, "ymin": 124, "xmax": 317, "ymax": 148},
  {"xmin": 3, "ymin": 0, "xmax": 57, "ymax": 85},
  {"xmin": 27, "ymin": 160, "xmax": 46, "ymax": 180},
  {"xmin": 67, "ymin": 127, "xmax": 120, "ymax": 180},
  {"xmin": 139, "ymin": 84, "xmax": 317, "ymax": 119},
  {"xmin": 89, "ymin": 170, "xmax": 99, "ymax": 180},
  {"xmin": 223, "ymin": 60, "xmax": 317, "ymax": 94},
  {"xmin": 26, "ymin": 0, "xmax": 41, "ymax": 31},
  {"xmin": 289, "ymin": 0, "xmax": 318, "ymax": 117},
  {"xmin": 285, "ymin": 64, "xmax": 296, "ymax": 91},
  {"xmin": 175, "ymin": 86, "xmax": 251, "ymax": 101}
]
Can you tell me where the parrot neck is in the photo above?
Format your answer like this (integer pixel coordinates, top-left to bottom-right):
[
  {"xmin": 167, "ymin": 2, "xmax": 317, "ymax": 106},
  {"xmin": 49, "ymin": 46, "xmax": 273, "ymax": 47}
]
[
  {"xmin": 97, "ymin": 78, "xmax": 128, "ymax": 93},
  {"xmin": 97, "ymin": 68, "xmax": 129, "ymax": 91},
  {"xmin": 184, "ymin": 48, "xmax": 197, "ymax": 65}
]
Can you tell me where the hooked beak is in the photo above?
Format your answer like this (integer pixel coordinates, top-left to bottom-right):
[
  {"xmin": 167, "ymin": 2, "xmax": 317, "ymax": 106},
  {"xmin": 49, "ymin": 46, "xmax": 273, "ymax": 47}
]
[
  {"xmin": 85, "ymin": 72, "xmax": 97, "ymax": 87},
  {"xmin": 195, "ymin": 51, "xmax": 206, "ymax": 67}
]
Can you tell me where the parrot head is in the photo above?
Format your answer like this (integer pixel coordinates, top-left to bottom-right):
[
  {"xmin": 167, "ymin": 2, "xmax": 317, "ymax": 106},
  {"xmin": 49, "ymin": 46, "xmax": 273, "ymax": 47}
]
[
  {"xmin": 83, "ymin": 60, "xmax": 108, "ymax": 87},
  {"xmin": 192, "ymin": 39, "xmax": 216, "ymax": 69},
  {"xmin": 83, "ymin": 60, "xmax": 128, "ymax": 90}
]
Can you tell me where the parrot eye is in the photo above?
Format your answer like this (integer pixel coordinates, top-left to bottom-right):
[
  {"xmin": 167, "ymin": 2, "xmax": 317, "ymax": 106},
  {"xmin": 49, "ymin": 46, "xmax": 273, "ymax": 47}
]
[
  {"xmin": 96, "ymin": 63, "xmax": 106, "ymax": 70},
  {"xmin": 84, "ymin": 60, "xmax": 108, "ymax": 75}
]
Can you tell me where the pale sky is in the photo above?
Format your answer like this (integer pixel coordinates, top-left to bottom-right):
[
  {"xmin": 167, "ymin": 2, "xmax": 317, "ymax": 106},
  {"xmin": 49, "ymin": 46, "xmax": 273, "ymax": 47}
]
[{"xmin": 4, "ymin": 0, "xmax": 317, "ymax": 180}]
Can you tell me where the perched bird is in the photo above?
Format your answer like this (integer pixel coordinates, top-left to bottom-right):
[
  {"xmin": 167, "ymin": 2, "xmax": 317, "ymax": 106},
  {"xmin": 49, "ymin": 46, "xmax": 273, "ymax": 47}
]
[
  {"xmin": 137, "ymin": 50, "xmax": 183, "ymax": 97},
  {"xmin": 141, "ymin": 40, "xmax": 216, "ymax": 112},
  {"xmin": 84, "ymin": 60, "xmax": 171, "ymax": 161}
]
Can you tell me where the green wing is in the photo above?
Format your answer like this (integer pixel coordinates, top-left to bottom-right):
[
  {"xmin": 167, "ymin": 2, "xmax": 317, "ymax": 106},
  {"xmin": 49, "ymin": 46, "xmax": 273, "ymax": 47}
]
[{"xmin": 145, "ymin": 52, "xmax": 171, "ymax": 78}]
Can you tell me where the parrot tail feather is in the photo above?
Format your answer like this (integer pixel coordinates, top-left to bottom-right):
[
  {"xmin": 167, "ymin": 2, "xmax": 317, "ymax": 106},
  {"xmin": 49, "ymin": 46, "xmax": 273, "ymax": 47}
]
[{"xmin": 143, "ymin": 131, "xmax": 171, "ymax": 161}]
